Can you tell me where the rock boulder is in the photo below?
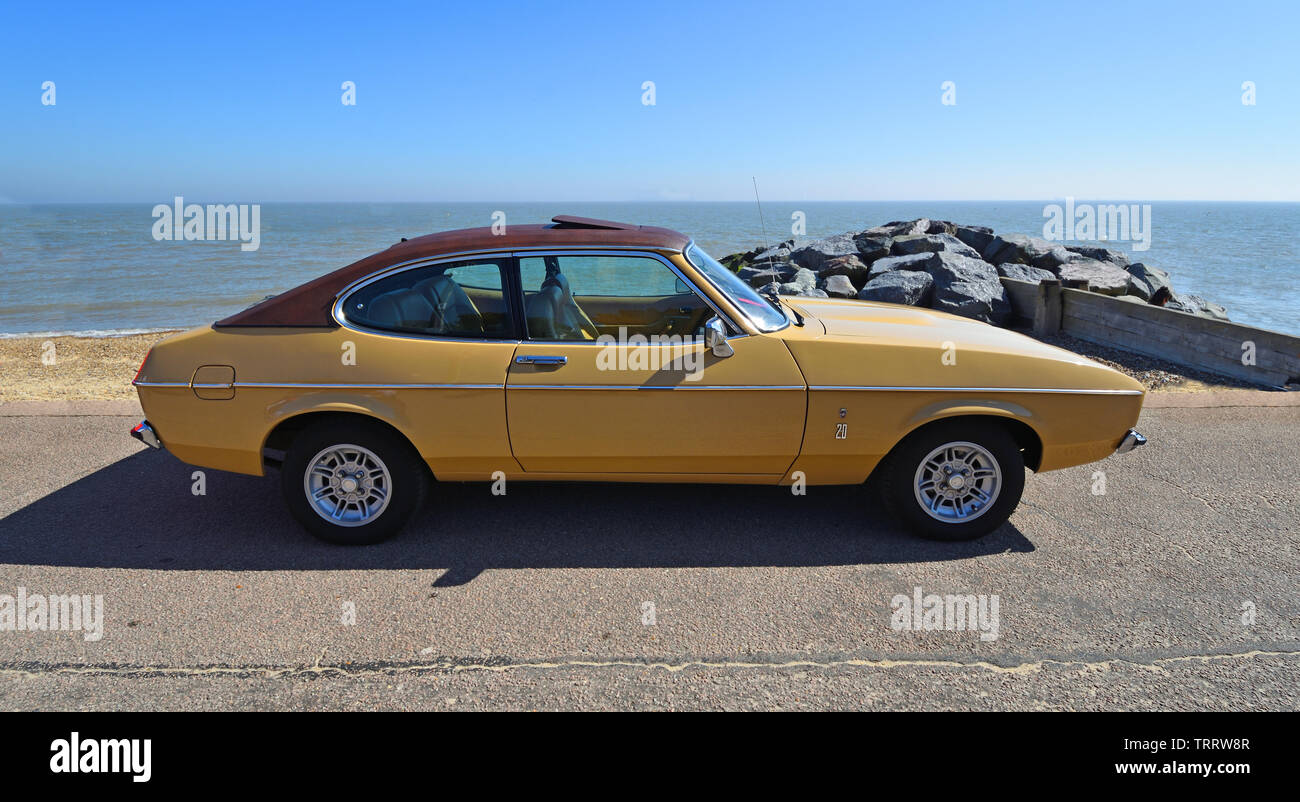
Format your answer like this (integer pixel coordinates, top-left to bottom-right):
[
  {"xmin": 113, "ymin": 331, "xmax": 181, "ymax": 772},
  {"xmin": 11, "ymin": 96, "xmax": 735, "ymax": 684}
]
[
  {"xmin": 789, "ymin": 234, "xmax": 861, "ymax": 271},
  {"xmin": 926, "ymin": 252, "xmax": 1012, "ymax": 324},
  {"xmin": 819, "ymin": 273, "xmax": 858, "ymax": 298},
  {"xmin": 739, "ymin": 263, "xmax": 797, "ymax": 287},
  {"xmin": 954, "ymin": 225, "xmax": 996, "ymax": 255},
  {"xmin": 1058, "ymin": 258, "xmax": 1132, "ymax": 296},
  {"xmin": 889, "ymin": 233, "xmax": 981, "ymax": 259},
  {"xmin": 857, "ymin": 270, "xmax": 934, "ymax": 306},
  {"xmin": 1125, "ymin": 262, "xmax": 1171, "ymax": 302},
  {"xmin": 983, "ymin": 233, "xmax": 1071, "ymax": 271},
  {"xmin": 863, "ymin": 219, "xmax": 932, "ymax": 238},
  {"xmin": 778, "ymin": 267, "xmax": 819, "ymax": 296},
  {"xmin": 1167, "ymin": 293, "xmax": 1229, "ymax": 321},
  {"xmin": 1066, "ymin": 245, "xmax": 1130, "ymax": 267},
  {"xmin": 996, "ymin": 263, "xmax": 1057, "ymax": 283},
  {"xmin": 817, "ymin": 254, "xmax": 870, "ymax": 287},
  {"xmin": 851, "ymin": 234, "xmax": 892, "ymax": 264},
  {"xmin": 867, "ymin": 252, "xmax": 933, "ymax": 280}
]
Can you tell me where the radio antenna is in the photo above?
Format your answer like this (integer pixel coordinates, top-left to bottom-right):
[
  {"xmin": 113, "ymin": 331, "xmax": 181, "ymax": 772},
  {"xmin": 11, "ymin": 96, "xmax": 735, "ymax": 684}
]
[
  {"xmin": 752, "ymin": 176, "xmax": 773, "ymax": 265},
  {"xmin": 751, "ymin": 176, "xmax": 801, "ymax": 326}
]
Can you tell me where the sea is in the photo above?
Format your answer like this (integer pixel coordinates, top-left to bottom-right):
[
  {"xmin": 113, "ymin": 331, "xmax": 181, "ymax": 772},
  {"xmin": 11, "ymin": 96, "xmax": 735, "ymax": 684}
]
[{"xmin": 1, "ymin": 201, "xmax": 1296, "ymax": 336}]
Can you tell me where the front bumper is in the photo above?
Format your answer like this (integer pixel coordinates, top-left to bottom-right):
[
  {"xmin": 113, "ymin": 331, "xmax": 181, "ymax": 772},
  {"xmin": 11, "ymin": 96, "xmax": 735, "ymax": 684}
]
[
  {"xmin": 1115, "ymin": 428, "xmax": 1147, "ymax": 454},
  {"xmin": 130, "ymin": 420, "xmax": 161, "ymax": 449}
]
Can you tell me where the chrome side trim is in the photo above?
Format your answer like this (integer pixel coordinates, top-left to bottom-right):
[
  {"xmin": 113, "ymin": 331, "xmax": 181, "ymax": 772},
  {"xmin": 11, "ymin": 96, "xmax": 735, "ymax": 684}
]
[
  {"xmin": 137, "ymin": 380, "xmax": 1138, "ymax": 395},
  {"xmin": 496, "ymin": 336, "xmax": 749, "ymax": 347},
  {"xmin": 139, "ymin": 380, "xmax": 504, "ymax": 389},
  {"xmin": 202, "ymin": 382, "xmax": 802, "ymax": 391},
  {"xmin": 506, "ymin": 384, "xmax": 804, "ymax": 391},
  {"xmin": 808, "ymin": 385, "xmax": 1145, "ymax": 395},
  {"xmin": 236, "ymin": 382, "xmax": 504, "ymax": 390}
]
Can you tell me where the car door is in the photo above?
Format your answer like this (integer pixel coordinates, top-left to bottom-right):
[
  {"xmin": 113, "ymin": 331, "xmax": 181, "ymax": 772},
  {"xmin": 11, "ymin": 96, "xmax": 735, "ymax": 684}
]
[{"xmin": 505, "ymin": 251, "xmax": 806, "ymax": 477}]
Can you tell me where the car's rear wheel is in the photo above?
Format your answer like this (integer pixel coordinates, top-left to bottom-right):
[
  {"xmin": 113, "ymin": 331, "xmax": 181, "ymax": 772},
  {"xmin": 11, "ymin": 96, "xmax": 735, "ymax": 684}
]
[
  {"xmin": 281, "ymin": 419, "xmax": 428, "ymax": 545},
  {"xmin": 881, "ymin": 420, "xmax": 1024, "ymax": 541}
]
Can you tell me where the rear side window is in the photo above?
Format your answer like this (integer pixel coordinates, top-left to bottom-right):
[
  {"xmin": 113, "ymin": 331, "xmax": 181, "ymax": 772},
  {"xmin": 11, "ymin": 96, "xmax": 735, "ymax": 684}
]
[{"xmin": 342, "ymin": 258, "xmax": 512, "ymax": 338}]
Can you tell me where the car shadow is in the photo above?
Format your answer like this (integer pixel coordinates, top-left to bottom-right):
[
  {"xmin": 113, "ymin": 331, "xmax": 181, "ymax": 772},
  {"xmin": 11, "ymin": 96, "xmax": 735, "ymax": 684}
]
[{"xmin": 0, "ymin": 451, "xmax": 1034, "ymax": 583}]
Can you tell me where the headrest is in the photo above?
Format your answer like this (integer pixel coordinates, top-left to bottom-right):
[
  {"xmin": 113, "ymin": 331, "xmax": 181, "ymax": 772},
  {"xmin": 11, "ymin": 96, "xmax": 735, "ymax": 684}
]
[{"xmin": 541, "ymin": 272, "xmax": 570, "ymax": 297}]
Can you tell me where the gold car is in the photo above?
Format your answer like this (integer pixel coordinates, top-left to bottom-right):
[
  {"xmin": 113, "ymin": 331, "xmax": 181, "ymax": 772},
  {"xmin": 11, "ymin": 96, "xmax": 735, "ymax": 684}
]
[{"xmin": 131, "ymin": 216, "xmax": 1146, "ymax": 544}]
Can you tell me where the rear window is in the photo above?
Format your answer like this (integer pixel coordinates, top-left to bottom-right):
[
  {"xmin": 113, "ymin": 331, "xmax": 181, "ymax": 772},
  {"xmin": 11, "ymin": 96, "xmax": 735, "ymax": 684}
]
[{"xmin": 342, "ymin": 259, "xmax": 512, "ymax": 338}]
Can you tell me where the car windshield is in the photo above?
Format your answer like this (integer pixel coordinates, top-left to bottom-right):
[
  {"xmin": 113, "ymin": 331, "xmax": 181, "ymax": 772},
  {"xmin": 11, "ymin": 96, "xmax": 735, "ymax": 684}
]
[{"xmin": 684, "ymin": 243, "xmax": 788, "ymax": 333}]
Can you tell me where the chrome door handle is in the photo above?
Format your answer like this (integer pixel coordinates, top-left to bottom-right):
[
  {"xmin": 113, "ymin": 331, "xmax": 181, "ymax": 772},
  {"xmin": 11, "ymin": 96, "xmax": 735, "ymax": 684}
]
[{"xmin": 515, "ymin": 355, "xmax": 567, "ymax": 366}]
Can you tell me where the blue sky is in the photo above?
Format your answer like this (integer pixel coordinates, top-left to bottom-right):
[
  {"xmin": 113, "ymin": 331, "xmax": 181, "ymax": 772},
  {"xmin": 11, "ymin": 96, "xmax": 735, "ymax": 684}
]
[{"xmin": 2, "ymin": 0, "xmax": 1297, "ymax": 202}]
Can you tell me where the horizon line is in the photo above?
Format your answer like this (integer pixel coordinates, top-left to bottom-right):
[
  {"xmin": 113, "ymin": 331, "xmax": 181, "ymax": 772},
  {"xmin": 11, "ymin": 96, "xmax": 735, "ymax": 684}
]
[{"xmin": 6, "ymin": 198, "xmax": 1300, "ymax": 205}]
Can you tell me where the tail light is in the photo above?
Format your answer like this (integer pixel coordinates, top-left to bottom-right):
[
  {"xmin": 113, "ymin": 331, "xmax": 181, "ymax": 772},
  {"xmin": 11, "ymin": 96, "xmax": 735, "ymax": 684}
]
[{"xmin": 133, "ymin": 349, "xmax": 152, "ymax": 384}]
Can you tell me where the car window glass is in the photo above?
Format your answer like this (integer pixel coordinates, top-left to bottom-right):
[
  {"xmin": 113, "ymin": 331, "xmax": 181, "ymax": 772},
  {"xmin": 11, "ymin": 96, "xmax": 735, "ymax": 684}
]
[
  {"xmin": 343, "ymin": 258, "xmax": 511, "ymax": 338},
  {"xmin": 519, "ymin": 254, "xmax": 713, "ymax": 341},
  {"xmin": 443, "ymin": 263, "xmax": 502, "ymax": 291},
  {"xmin": 685, "ymin": 243, "xmax": 787, "ymax": 332}
]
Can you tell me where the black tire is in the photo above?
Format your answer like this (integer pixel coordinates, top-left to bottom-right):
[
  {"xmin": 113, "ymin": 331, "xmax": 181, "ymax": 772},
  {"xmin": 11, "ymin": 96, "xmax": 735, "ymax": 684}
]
[
  {"xmin": 880, "ymin": 419, "xmax": 1024, "ymax": 541},
  {"xmin": 280, "ymin": 418, "xmax": 429, "ymax": 545}
]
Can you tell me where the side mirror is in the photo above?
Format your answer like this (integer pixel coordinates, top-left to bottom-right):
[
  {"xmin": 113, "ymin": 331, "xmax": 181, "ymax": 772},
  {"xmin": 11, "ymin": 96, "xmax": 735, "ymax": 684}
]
[{"xmin": 703, "ymin": 316, "xmax": 734, "ymax": 358}]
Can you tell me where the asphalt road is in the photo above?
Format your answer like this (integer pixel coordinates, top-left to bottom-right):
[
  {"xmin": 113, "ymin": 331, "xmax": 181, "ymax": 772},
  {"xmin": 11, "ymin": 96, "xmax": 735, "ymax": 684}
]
[{"xmin": 0, "ymin": 402, "xmax": 1296, "ymax": 710}]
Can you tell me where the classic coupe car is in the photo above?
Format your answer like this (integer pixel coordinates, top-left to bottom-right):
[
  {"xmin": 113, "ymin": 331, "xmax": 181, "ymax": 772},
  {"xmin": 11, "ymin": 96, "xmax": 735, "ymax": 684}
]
[{"xmin": 131, "ymin": 216, "xmax": 1146, "ymax": 544}]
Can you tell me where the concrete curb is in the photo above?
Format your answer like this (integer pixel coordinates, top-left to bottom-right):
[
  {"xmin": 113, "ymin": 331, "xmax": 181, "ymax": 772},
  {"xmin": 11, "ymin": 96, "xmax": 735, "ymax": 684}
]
[
  {"xmin": 0, "ymin": 399, "xmax": 143, "ymax": 417},
  {"xmin": 1143, "ymin": 390, "xmax": 1300, "ymax": 409}
]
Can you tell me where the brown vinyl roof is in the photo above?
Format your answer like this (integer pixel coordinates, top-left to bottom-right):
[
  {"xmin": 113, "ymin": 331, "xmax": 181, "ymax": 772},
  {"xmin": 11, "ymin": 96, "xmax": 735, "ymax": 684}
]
[{"xmin": 216, "ymin": 216, "xmax": 691, "ymax": 328}]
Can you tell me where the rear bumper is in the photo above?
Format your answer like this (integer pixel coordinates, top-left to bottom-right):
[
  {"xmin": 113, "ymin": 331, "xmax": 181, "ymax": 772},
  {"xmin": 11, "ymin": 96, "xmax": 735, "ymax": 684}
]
[
  {"xmin": 1115, "ymin": 428, "xmax": 1146, "ymax": 454},
  {"xmin": 130, "ymin": 420, "xmax": 161, "ymax": 449}
]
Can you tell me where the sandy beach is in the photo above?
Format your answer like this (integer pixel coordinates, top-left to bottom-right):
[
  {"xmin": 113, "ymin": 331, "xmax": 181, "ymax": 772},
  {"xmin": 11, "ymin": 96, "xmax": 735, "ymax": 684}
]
[
  {"xmin": 0, "ymin": 328, "xmax": 1269, "ymax": 401},
  {"xmin": 0, "ymin": 331, "xmax": 181, "ymax": 401}
]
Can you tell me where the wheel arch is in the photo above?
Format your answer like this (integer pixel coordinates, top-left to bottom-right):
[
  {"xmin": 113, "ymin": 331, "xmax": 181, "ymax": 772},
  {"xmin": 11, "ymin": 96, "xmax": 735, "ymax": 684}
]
[
  {"xmin": 883, "ymin": 409, "xmax": 1044, "ymax": 475},
  {"xmin": 261, "ymin": 409, "xmax": 424, "ymax": 471}
]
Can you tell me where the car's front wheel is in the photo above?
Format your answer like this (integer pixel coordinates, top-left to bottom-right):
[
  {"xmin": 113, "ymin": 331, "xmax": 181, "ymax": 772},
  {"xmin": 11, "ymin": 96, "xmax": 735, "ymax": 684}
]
[
  {"xmin": 881, "ymin": 420, "xmax": 1025, "ymax": 541},
  {"xmin": 281, "ymin": 419, "xmax": 428, "ymax": 545}
]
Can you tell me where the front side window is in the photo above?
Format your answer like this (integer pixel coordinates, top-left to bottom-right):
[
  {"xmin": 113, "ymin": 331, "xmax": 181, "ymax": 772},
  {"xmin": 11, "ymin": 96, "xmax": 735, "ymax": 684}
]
[
  {"xmin": 343, "ymin": 258, "xmax": 511, "ymax": 338},
  {"xmin": 519, "ymin": 254, "xmax": 714, "ymax": 341},
  {"xmin": 684, "ymin": 243, "xmax": 788, "ymax": 333}
]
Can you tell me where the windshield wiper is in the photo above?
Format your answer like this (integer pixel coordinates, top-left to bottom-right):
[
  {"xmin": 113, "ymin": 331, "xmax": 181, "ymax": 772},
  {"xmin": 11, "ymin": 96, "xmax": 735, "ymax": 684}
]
[{"xmin": 761, "ymin": 288, "xmax": 804, "ymax": 327}]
